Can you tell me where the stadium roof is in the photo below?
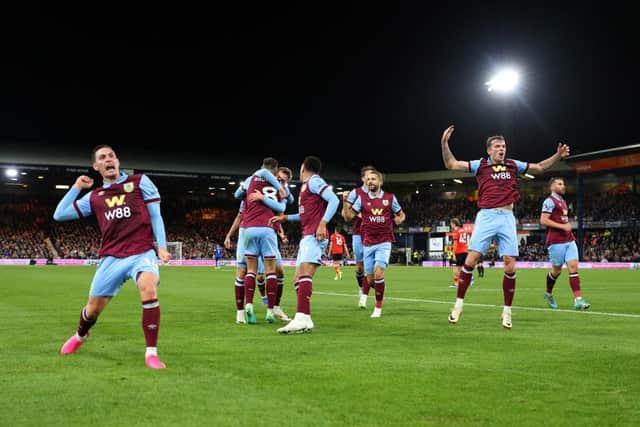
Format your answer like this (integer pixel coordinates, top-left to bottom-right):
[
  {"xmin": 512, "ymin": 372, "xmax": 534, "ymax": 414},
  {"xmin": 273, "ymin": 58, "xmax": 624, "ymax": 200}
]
[
  {"xmin": 0, "ymin": 141, "xmax": 359, "ymax": 183},
  {"xmin": 565, "ymin": 144, "xmax": 640, "ymax": 162}
]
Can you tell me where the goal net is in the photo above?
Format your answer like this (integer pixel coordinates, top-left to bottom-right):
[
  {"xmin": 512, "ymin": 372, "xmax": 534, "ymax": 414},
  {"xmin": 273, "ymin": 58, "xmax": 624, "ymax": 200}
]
[{"xmin": 167, "ymin": 241, "xmax": 183, "ymax": 262}]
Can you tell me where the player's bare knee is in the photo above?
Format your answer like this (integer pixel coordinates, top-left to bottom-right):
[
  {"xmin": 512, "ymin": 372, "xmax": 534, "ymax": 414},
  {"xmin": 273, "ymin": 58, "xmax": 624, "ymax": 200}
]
[{"xmin": 503, "ymin": 256, "xmax": 516, "ymax": 273}]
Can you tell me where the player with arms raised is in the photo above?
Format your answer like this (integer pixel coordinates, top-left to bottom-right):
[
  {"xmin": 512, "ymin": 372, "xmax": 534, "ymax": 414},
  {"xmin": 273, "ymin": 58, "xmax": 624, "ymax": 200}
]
[
  {"xmin": 53, "ymin": 145, "xmax": 171, "ymax": 369},
  {"xmin": 441, "ymin": 125, "xmax": 570, "ymax": 329}
]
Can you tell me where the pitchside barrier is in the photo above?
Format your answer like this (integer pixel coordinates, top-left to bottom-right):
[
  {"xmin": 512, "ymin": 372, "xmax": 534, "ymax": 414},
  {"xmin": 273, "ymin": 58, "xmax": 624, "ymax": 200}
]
[
  {"xmin": 0, "ymin": 258, "xmax": 358, "ymax": 267},
  {"xmin": 1, "ymin": 258, "xmax": 638, "ymax": 270},
  {"xmin": 421, "ymin": 260, "xmax": 640, "ymax": 270}
]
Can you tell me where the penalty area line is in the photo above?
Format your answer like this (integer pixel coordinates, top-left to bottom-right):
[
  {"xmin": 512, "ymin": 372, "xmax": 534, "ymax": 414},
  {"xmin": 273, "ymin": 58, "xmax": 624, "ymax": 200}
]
[{"xmin": 314, "ymin": 291, "xmax": 640, "ymax": 319}]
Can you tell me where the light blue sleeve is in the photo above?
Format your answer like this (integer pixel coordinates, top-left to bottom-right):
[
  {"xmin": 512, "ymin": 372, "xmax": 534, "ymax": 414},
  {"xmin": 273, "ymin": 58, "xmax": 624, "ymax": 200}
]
[
  {"xmin": 320, "ymin": 188, "xmax": 339, "ymax": 223},
  {"xmin": 288, "ymin": 213, "xmax": 300, "ymax": 222},
  {"xmin": 541, "ymin": 197, "xmax": 555, "ymax": 213},
  {"xmin": 262, "ymin": 196, "xmax": 286, "ymax": 213},
  {"xmin": 140, "ymin": 175, "xmax": 161, "ymax": 201},
  {"xmin": 346, "ymin": 189, "xmax": 357, "ymax": 205},
  {"xmin": 287, "ymin": 191, "xmax": 295, "ymax": 205},
  {"xmin": 392, "ymin": 195, "xmax": 402, "ymax": 213},
  {"xmin": 234, "ymin": 176, "xmax": 252, "ymax": 200},
  {"xmin": 308, "ymin": 175, "xmax": 328, "ymax": 195},
  {"xmin": 514, "ymin": 159, "xmax": 529, "ymax": 174},
  {"xmin": 352, "ymin": 195, "xmax": 362, "ymax": 213},
  {"xmin": 147, "ymin": 202, "xmax": 167, "ymax": 248},
  {"xmin": 254, "ymin": 168, "xmax": 283, "ymax": 190},
  {"xmin": 469, "ymin": 160, "xmax": 481, "ymax": 175},
  {"xmin": 53, "ymin": 187, "xmax": 92, "ymax": 221}
]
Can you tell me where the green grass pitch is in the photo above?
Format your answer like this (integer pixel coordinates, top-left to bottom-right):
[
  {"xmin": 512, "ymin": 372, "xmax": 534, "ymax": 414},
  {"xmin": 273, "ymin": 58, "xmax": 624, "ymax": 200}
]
[{"xmin": 1, "ymin": 265, "xmax": 638, "ymax": 426}]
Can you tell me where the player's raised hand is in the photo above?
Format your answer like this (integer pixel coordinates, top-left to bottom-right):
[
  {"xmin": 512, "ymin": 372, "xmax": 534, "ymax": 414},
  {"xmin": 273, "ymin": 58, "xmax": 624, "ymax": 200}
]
[
  {"xmin": 557, "ymin": 143, "xmax": 570, "ymax": 158},
  {"xmin": 270, "ymin": 214, "xmax": 287, "ymax": 224},
  {"xmin": 74, "ymin": 175, "xmax": 94, "ymax": 189},
  {"xmin": 441, "ymin": 125, "xmax": 455, "ymax": 145},
  {"xmin": 157, "ymin": 248, "xmax": 172, "ymax": 264}
]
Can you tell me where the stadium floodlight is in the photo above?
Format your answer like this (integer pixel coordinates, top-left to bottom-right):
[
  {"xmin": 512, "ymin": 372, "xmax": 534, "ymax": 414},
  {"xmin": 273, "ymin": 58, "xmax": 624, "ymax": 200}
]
[
  {"xmin": 485, "ymin": 68, "xmax": 520, "ymax": 94},
  {"xmin": 228, "ymin": 181, "xmax": 236, "ymax": 185},
  {"xmin": 5, "ymin": 168, "xmax": 18, "ymax": 177},
  {"xmin": 453, "ymin": 179, "xmax": 463, "ymax": 184},
  {"xmin": 289, "ymin": 184, "xmax": 296, "ymax": 188},
  {"xmin": 524, "ymin": 173, "xmax": 535, "ymax": 179},
  {"xmin": 55, "ymin": 184, "xmax": 70, "ymax": 190}
]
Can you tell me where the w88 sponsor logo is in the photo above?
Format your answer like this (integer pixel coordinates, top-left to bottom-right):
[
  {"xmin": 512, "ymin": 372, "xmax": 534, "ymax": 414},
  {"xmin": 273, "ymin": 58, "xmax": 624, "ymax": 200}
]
[
  {"xmin": 490, "ymin": 171, "xmax": 512, "ymax": 180},
  {"xmin": 105, "ymin": 207, "xmax": 132, "ymax": 220}
]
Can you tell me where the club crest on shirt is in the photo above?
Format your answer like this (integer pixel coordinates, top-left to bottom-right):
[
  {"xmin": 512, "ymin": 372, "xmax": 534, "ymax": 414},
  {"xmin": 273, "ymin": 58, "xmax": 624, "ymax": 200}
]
[
  {"xmin": 123, "ymin": 182, "xmax": 134, "ymax": 193},
  {"xmin": 382, "ymin": 199, "xmax": 389, "ymax": 206}
]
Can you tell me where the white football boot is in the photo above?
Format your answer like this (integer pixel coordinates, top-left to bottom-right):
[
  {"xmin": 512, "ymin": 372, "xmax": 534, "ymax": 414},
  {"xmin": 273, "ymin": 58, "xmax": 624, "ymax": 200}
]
[{"xmin": 277, "ymin": 312, "xmax": 313, "ymax": 334}]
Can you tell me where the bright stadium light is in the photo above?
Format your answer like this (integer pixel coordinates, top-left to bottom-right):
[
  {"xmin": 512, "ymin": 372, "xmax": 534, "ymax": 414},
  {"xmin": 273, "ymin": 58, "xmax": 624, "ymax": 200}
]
[
  {"xmin": 453, "ymin": 179, "xmax": 463, "ymax": 184},
  {"xmin": 55, "ymin": 184, "xmax": 70, "ymax": 190},
  {"xmin": 486, "ymin": 68, "xmax": 520, "ymax": 94},
  {"xmin": 524, "ymin": 173, "xmax": 535, "ymax": 179},
  {"xmin": 5, "ymin": 168, "xmax": 18, "ymax": 177}
]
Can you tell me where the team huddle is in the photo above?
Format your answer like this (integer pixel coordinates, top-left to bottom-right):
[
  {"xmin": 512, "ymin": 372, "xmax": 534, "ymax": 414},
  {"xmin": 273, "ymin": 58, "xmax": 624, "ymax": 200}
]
[{"xmin": 51, "ymin": 125, "xmax": 590, "ymax": 369}]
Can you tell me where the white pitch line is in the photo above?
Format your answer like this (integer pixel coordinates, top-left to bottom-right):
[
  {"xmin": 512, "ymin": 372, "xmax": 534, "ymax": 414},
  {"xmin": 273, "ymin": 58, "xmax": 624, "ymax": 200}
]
[{"xmin": 314, "ymin": 291, "xmax": 640, "ymax": 319}]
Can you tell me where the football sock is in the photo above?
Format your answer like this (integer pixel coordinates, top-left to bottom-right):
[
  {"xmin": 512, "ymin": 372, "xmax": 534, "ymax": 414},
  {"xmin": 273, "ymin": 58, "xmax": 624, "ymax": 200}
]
[
  {"xmin": 142, "ymin": 299, "xmax": 160, "ymax": 347},
  {"xmin": 569, "ymin": 272, "xmax": 581, "ymax": 298},
  {"xmin": 503, "ymin": 272, "xmax": 516, "ymax": 306},
  {"xmin": 77, "ymin": 306, "xmax": 97, "ymax": 338},
  {"xmin": 546, "ymin": 271, "xmax": 559, "ymax": 294},
  {"xmin": 297, "ymin": 276, "xmax": 312, "ymax": 315}
]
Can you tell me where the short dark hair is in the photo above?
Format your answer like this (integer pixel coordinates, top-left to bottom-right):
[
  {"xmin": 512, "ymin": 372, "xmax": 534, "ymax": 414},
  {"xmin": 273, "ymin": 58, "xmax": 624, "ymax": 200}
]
[
  {"xmin": 278, "ymin": 166, "xmax": 292, "ymax": 181},
  {"xmin": 303, "ymin": 156, "xmax": 322, "ymax": 174},
  {"xmin": 548, "ymin": 176, "xmax": 564, "ymax": 186},
  {"xmin": 92, "ymin": 144, "xmax": 113, "ymax": 161},
  {"xmin": 451, "ymin": 218, "xmax": 462, "ymax": 227},
  {"xmin": 360, "ymin": 165, "xmax": 377, "ymax": 177},
  {"xmin": 262, "ymin": 157, "xmax": 278, "ymax": 171},
  {"xmin": 486, "ymin": 135, "xmax": 505, "ymax": 149}
]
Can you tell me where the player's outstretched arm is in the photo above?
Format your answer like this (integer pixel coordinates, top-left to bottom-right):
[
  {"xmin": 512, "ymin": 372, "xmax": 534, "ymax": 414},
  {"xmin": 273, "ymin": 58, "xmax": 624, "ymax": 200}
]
[
  {"xmin": 441, "ymin": 125, "xmax": 470, "ymax": 171},
  {"xmin": 53, "ymin": 175, "xmax": 94, "ymax": 221},
  {"xmin": 528, "ymin": 143, "xmax": 570, "ymax": 174}
]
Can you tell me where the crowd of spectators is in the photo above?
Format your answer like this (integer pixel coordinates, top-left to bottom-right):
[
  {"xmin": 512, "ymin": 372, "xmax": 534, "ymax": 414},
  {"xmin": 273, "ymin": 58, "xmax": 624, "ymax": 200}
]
[{"xmin": 1, "ymin": 190, "xmax": 639, "ymax": 263}]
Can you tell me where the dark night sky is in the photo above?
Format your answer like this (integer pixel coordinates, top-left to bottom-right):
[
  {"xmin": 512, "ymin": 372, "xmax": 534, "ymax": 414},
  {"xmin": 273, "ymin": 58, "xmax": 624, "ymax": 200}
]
[{"xmin": 1, "ymin": 3, "xmax": 638, "ymax": 173}]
